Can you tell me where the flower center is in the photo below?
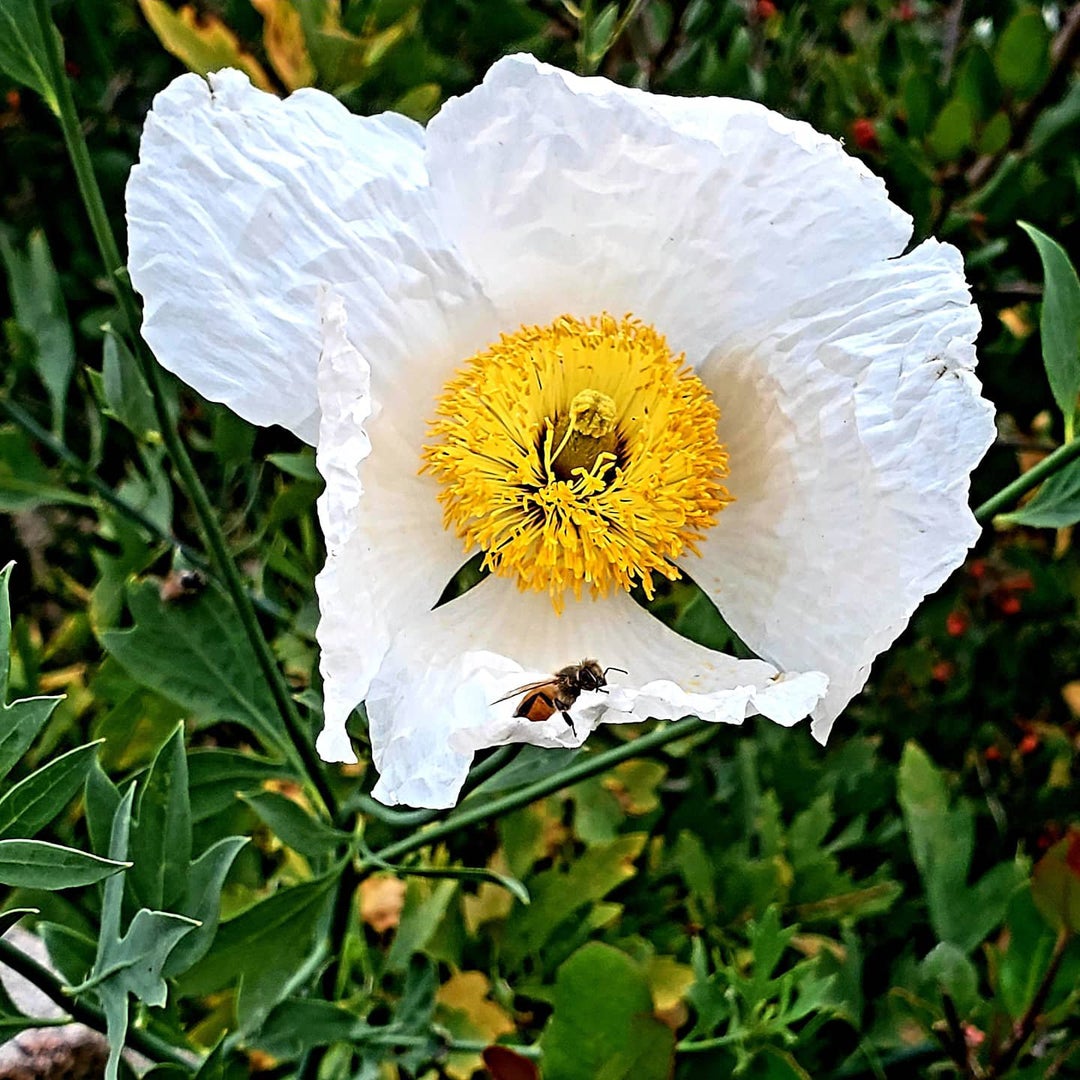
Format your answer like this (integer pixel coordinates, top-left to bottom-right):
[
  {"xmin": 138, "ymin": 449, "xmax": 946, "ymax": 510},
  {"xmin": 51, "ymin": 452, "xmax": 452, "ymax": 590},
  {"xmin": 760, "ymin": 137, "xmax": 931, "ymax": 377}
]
[{"xmin": 421, "ymin": 313, "xmax": 732, "ymax": 610}]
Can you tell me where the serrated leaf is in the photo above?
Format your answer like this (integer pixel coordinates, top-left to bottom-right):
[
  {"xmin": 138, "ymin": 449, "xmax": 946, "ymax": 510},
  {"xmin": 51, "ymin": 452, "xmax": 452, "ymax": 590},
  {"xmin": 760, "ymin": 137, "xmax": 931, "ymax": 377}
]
[
  {"xmin": 241, "ymin": 790, "xmax": 347, "ymax": 860},
  {"xmin": 101, "ymin": 581, "xmax": 288, "ymax": 757},
  {"xmin": 0, "ymin": 0, "xmax": 58, "ymax": 112},
  {"xmin": 0, "ymin": 563, "xmax": 63, "ymax": 781},
  {"xmin": 0, "ymin": 839, "xmax": 128, "ymax": 888},
  {"xmin": 0, "ymin": 740, "xmax": 101, "ymax": 840},
  {"xmin": 137, "ymin": 0, "xmax": 274, "ymax": 90},
  {"xmin": 998, "ymin": 456, "xmax": 1080, "ymax": 528},
  {"xmin": 0, "ymin": 230, "xmax": 75, "ymax": 431},
  {"xmin": 540, "ymin": 942, "xmax": 674, "ymax": 1080},
  {"xmin": 130, "ymin": 725, "xmax": 192, "ymax": 911},
  {"xmin": 1020, "ymin": 223, "xmax": 1080, "ymax": 424}
]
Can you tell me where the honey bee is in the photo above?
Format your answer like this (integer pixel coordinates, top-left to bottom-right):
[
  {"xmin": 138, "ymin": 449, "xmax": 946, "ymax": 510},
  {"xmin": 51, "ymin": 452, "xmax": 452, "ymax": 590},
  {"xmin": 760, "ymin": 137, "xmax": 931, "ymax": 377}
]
[{"xmin": 492, "ymin": 659, "xmax": 627, "ymax": 735}]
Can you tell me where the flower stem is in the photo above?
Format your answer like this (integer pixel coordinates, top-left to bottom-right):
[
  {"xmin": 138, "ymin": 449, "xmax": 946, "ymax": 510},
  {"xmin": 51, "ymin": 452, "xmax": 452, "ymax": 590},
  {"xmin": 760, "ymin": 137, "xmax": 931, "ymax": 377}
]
[
  {"xmin": 974, "ymin": 436, "xmax": 1080, "ymax": 524},
  {"xmin": 31, "ymin": 0, "xmax": 337, "ymax": 820},
  {"xmin": 369, "ymin": 718, "xmax": 710, "ymax": 865},
  {"xmin": 0, "ymin": 938, "xmax": 194, "ymax": 1069}
]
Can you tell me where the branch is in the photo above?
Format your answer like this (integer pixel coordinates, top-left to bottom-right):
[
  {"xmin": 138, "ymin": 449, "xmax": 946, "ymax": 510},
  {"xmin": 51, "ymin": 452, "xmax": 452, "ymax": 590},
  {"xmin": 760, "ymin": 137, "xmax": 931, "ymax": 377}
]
[{"xmin": 974, "ymin": 435, "xmax": 1080, "ymax": 523}]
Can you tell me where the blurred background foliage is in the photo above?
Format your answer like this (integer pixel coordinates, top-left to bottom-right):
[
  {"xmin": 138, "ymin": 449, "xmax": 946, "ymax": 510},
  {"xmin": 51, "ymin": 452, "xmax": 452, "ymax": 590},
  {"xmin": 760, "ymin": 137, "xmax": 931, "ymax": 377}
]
[{"xmin": 2, "ymin": 0, "xmax": 1080, "ymax": 1078}]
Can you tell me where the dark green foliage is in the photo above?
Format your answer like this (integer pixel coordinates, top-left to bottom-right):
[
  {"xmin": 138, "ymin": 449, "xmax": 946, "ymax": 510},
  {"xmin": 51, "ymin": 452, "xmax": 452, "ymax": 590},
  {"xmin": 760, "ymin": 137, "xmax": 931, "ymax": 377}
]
[{"xmin": 3, "ymin": 2, "xmax": 1080, "ymax": 1078}]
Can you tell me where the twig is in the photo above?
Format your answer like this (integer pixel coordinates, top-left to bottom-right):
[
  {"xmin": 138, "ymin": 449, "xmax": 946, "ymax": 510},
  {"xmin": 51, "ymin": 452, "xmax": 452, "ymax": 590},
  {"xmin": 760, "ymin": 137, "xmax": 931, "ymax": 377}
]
[{"xmin": 939, "ymin": 0, "xmax": 966, "ymax": 88}]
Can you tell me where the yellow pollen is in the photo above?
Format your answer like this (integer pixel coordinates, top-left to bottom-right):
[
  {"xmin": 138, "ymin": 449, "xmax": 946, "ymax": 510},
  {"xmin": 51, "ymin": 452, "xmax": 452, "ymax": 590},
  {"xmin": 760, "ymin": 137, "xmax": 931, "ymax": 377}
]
[{"xmin": 421, "ymin": 313, "xmax": 733, "ymax": 611}]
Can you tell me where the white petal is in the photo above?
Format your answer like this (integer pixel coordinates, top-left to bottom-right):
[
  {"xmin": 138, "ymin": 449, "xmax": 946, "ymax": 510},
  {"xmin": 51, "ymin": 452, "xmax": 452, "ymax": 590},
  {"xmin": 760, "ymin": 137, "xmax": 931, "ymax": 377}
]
[
  {"xmin": 127, "ymin": 69, "xmax": 426, "ymax": 441},
  {"xmin": 425, "ymin": 53, "xmax": 912, "ymax": 353},
  {"xmin": 686, "ymin": 239, "xmax": 995, "ymax": 741},
  {"xmin": 313, "ymin": 252, "xmax": 497, "ymax": 761},
  {"xmin": 367, "ymin": 577, "xmax": 828, "ymax": 808}
]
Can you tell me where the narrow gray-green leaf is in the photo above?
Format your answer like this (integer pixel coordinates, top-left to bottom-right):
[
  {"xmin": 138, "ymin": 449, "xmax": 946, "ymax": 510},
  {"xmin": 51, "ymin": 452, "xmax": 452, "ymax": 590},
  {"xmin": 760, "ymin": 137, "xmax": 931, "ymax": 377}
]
[
  {"xmin": 0, "ymin": 840, "xmax": 128, "ymax": 888},
  {"xmin": 1020, "ymin": 222, "xmax": 1080, "ymax": 420},
  {"xmin": 131, "ymin": 724, "xmax": 192, "ymax": 911},
  {"xmin": 0, "ymin": 740, "xmax": 102, "ymax": 839},
  {"xmin": 163, "ymin": 835, "xmax": 248, "ymax": 977}
]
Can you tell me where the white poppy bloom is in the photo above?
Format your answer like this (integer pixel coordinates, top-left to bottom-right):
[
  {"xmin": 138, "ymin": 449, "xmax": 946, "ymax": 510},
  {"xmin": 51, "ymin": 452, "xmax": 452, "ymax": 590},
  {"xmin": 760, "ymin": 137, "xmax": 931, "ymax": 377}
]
[{"xmin": 126, "ymin": 55, "xmax": 995, "ymax": 809}]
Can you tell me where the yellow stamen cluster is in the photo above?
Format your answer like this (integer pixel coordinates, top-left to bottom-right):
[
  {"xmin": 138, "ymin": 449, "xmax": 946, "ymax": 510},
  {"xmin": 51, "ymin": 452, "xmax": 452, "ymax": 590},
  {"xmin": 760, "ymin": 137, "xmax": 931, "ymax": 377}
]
[{"xmin": 421, "ymin": 313, "xmax": 732, "ymax": 610}]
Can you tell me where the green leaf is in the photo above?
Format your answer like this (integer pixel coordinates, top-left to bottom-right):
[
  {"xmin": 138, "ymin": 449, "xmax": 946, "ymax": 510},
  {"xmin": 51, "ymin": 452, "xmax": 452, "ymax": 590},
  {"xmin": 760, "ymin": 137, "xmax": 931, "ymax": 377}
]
[
  {"xmin": 101, "ymin": 581, "xmax": 288, "ymax": 756},
  {"xmin": 998, "ymin": 457, "xmax": 1080, "ymax": 528},
  {"xmin": 102, "ymin": 327, "xmax": 158, "ymax": 439},
  {"xmin": 898, "ymin": 743, "xmax": 1024, "ymax": 952},
  {"xmin": 0, "ymin": 563, "xmax": 63, "ymax": 781},
  {"xmin": 995, "ymin": 8, "xmax": 1050, "ymax": 97},
  {"xmin": 88, "ymin": 784, "xmax": 197, "ymax": 1080},
  {"xmin": 0, "ymin": 839, "xmax": 128, "ymax": 888},
  {"xmin": 540, "ymin": 942, "xmax": 674, "ymax": 1080},
  {"xmin": 241, "ymin": 791, "xmax": 347, "ymax": 861},
  {"xmin": 255, "ymin": 999, "xmax": 372, "ymax": 1059},
  {"xmin": 130, "ymin": 725, "xmax": 192, "ymax": 911},
  {"xmin": 0, "ymin": 0, "xmax": 58, "ymax": 112},
  {"xmin": 1031, "ymin": 830, "xmax": 1080, "ymax": 933},
  {"xmin": 188, "ymin": 748, "xmax": 296, "ymax": 821},
  {"xmin": 0, "ymin": 230, "xmax": 75, "ymax": 431},
  {"xmin": 1020, "ymin": 222, "xmax": 1080, "ymax": 422},
  {"xmin": 39, "ymin": 921, "xmax": 97, "ymax": 987},
  {"xmin": 385, "ymin": 878, "xmax": 458, "ymax": 973},
  {"xmin": 0, "ymin": 740, "xmax": 101, "ymax": 840},
  {"xmin": 920, "ymin": 942, "xmax": 979, "ymax": 1015},
  {"xmin": 266, "ymin": 452, "xmax": 320, "ymax": 482},
  {"xmin": 927, "ymin": 97, "xmax": 974, "ymax": 160},
  {"xmin": 84, "ymin": 758, "xmax": 121, "ymax": 856},
  {"xmin": 162, "ymin": 835, "xmax": 248, "ymax": 978},
  {"xmin": 177, "ymin": 874, "xmax": 335, "ymax": 1027}
]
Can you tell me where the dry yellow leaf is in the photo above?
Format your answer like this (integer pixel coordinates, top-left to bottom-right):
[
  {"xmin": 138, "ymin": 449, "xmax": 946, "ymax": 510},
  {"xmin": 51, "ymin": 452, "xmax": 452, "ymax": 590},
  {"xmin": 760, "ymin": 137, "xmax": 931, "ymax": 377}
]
[
  {"xmin": 138, "ymin": 0, "xmax": 275, "ymax": 93},
  {"xmin": 251, "ymin": 0, "xmax": 316, "ymax": 90},
  {"xmin": 358, "ymin": 874, "xmax": 406, "ymax": 933},
  {"xmin": 999, "ymin": 305, "xmax": 1034, "ymax": 338},
  {"xmin": 437, "ymin": 971, "xmax": 515, "ymax": 1080}
]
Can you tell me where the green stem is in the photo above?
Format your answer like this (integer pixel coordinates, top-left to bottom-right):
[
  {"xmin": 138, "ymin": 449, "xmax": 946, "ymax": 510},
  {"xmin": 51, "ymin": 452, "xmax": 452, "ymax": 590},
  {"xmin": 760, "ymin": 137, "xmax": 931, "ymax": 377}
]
[
  {"xmin": 974, "ymin": 436, "xmax": 1080, "ymax": 524},
  {"xmin": 33, "ymin": 0, "xmax": 337, "ymax": 820},
  {"xmin": 369, "ymin": 718, "xmax": 710, "ymax": 864},
  {"xmin": 0, "ymin": 938, "xmax": 195, "ymax": 1069}
]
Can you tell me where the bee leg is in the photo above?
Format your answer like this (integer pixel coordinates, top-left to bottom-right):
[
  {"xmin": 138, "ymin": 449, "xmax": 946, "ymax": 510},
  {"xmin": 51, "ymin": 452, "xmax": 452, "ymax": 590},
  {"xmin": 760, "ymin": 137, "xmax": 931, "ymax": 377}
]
[{"xmin": 561, "ymin": 711, "xmax": 576, "ymax": 736}]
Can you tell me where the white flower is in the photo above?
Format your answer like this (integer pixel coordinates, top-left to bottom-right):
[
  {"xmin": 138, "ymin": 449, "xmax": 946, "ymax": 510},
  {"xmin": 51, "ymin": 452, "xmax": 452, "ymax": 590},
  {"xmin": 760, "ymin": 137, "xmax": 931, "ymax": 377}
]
[{"xmin": 126, "ymin": 55, "xmax": 996, "ymax": 809}]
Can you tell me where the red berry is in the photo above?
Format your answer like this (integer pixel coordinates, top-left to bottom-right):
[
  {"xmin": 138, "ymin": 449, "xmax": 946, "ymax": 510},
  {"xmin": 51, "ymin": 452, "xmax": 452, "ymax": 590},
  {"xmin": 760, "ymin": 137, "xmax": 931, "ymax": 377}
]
[
  {"xmin": 984, "ymin": 745, "xmax": 1002, "ymax": 761},
  {"xmin": 969, "ymin": 559, "xmax": 987, "ymax": 579},
  {"xmin": 756, "ymin": 0, "xmax": 778, "ymax": 18},
  {"xmin": 999, "ymin": 595, "xmax": 1022, "ymax": 616},
  {"xmin": 1017, "ymin": 733, "xmax": 1039, "ymax": 755},
  {"xmin": 931, "ymin": 660, "xmax": 955, "ymax": 682},
  {"xmin": 895, "ymin": 1, "xmax": 916, "ymax": 21},
  {"xmin": 945, "ymin": 611, "xmax": 968, "ymax": 637},
  {"xmin": 850, "ymin": 118, "xmax": 880, "ymax": 153}
]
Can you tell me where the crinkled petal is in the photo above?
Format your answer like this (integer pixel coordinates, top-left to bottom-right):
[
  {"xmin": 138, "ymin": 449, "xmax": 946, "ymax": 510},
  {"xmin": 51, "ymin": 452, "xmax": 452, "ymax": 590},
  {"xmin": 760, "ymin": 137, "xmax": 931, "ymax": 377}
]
[
  {"xmin": 127, "ymin": 69, "xmax": 426, "ymax": 441},
  {"xmin": 314, "ymin": 259, "xmax": 496, "ymax": 760},
  {"xmin": 686, "ymin": 239, "xmax": 994, "ymax": 740},
  {"xmin": 367, "ymin": 577, "xmax": 827, "ymax": 807},
  {"xmin": 425, "ymin": 53, "xmax": 911, "ymax": 351}
]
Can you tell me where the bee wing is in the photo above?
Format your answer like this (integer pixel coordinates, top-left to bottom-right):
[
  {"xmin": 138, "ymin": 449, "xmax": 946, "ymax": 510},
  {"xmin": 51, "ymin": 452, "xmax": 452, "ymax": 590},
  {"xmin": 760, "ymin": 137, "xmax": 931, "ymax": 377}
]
[{"xmin": 490, "ymin": 679, "xmax": 551, "ymax": 706}]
